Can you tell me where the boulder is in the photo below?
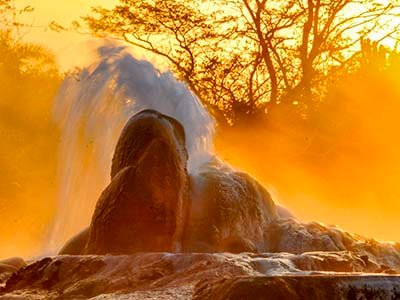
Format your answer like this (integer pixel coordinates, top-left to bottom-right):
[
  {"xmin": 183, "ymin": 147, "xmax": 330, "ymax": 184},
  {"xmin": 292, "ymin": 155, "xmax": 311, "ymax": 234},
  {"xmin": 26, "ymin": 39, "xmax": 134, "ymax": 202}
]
[
  {"xmin": 0, "ymin": 257, "xmax": 25, "ymax": 286},
  {"xmin": 0, "ymin": 258, "xmax": 25, "ymax": 271},
  {"xmin": 110, "ymin": 109, "xmax": 187, "ymax": 179},
  {"xmin": 61, "ymin": 110, "xmax": 282, "ymax": 254},
  {"xmin": 85, "ymin": 110, "xmax": 189, "ymax": 254},
  {"xmin": 58, "ymin": 228, "xmax": 89, "ymax": 255}
]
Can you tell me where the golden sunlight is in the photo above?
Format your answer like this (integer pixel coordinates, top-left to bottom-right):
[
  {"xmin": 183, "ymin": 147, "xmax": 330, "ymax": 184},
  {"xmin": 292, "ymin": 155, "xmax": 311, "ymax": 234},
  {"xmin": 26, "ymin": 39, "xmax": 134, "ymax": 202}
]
[
  {"xmin": 2, "ymin": 1, "xmax": 400, "ymax": 297},
  {"xmin": 1, "ymin": 0, "xmax": 400, "ymax": 263}
]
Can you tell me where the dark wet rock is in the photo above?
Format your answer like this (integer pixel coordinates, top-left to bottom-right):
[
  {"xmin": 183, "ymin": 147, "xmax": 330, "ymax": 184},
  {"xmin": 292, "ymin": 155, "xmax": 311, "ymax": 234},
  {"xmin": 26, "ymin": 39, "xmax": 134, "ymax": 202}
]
[
  {"xmin": 110, "ymin": 109, "xmax": 187, "ymax": 179},
  {"xmin": 60, "ymin": 110, "xmax": 282, "ymax": 255},
  {"xmin": 85, "ymin": 110, "xmax": 190, "ymax": 254},
  {"xmin": 59, "ymin": 227, "xmax": 89, "ymax": 255},
  {"xmin": 193, "ymin": 275, "xmax": 400, "ymax": 300},
  {"xmin": 1, "ymin": 253, "xmax": 400, "ymax": 299},
  {"xmin": 183, "ymin": 160, "xmax": 277, "ymax": 253},
  {"xmin": 0, "ymin": 258, "xmax": 25, "ymax": 272},
  {"xmin": 0, "ymin": 258, "xmax": 26, "ymax": 286},
  {"xmin": 80, "ymin": 110, "xmax": 281, "ymax": 255}
]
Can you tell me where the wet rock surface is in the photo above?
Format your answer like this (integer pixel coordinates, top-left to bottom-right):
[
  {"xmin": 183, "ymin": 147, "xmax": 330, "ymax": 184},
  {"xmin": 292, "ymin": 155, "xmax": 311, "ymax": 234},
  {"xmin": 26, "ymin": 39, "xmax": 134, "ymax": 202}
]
[
  {"xmin": 0, "ymin": 258, "xmax": 26, "ymax": 288},
  {"xmin": 1, "ymin": 253, "xmax": 400, "ymax": 299},
  {"xmin": 86, "ymin": 110, "xmax": 190, "ymax": 254},
  {"xmin": 194, "ymin": 275, "xmax": 400, "ymax": 300}
]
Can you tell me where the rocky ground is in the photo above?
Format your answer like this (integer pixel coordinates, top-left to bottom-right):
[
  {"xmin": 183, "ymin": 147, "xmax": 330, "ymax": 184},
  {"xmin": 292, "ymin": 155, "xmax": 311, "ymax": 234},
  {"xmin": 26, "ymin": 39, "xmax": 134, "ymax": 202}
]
[
  {"xmin": 1, "ymin": 252, "xmax": 400, "ymax": 299},
  {"xmin": 2, "ymin": 111, "xmax": 400, "ymax": 299}
]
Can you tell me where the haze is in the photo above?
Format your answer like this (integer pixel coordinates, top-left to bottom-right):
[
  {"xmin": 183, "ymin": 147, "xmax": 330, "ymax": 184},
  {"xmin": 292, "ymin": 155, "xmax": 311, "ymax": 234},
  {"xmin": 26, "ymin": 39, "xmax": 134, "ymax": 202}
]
[{"xmin": 1, "ymin": 0, "xmax": 400, "ymax": 259}]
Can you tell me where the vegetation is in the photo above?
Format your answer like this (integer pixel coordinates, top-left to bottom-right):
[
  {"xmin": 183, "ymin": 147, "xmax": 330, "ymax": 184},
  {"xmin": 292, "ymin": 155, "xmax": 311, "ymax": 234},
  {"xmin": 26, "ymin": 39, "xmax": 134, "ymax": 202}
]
[
  {"xmin": 0, "ymin": 0, "xmax": 61, "ymax": 255},
  {"xmin": 83, "ymin": 0, "xmax": 399, "ymax": 125}
]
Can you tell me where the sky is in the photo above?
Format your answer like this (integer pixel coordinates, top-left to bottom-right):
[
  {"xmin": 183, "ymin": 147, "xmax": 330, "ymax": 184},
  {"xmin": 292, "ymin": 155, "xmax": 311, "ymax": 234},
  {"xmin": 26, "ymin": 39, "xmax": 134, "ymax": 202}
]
[
  {"xmin": 17, "ymin": 0, "xmax": 118, "ymax": 70},
  {"xmin": 16, "ymin": 0, "xmax": 399, "ymax": 70}
]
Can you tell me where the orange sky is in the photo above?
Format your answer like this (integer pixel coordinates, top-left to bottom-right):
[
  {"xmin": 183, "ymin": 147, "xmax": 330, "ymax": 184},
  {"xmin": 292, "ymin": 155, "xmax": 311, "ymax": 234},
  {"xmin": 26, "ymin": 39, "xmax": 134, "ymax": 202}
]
[
  {"xmin": 18, "ymin": 0, "xmax": 398, "ymax": 70},
  {"xmin": 17, "ymin": 0, "xmax": 118, "ymax": 70}
]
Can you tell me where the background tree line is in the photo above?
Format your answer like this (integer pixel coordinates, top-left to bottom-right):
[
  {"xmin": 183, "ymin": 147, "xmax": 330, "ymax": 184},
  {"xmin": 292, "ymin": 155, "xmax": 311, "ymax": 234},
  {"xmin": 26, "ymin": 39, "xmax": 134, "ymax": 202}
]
[
  {"xmin": 82, "ymin": 0, "xmax": 400, "ymax": 125},
  {"xmin": 0, "ymin": 0, "xmax": 60, "ymax": 255}
]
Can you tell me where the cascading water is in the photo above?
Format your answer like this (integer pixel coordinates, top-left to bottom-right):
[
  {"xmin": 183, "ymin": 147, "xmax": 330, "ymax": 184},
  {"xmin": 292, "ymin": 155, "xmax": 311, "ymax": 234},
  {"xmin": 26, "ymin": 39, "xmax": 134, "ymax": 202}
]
[{"xmin": 47, "ymin": 45, "xmax": 215, "ymax": 253}]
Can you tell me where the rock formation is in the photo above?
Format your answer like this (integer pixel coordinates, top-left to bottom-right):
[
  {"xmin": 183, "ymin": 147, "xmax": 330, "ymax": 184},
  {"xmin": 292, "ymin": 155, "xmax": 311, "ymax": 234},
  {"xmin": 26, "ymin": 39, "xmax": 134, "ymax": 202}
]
[
  {"xmin": 58, "ymin": 227, "xmax": 89, "ymax": 255},
  {"xmin": 85, "ymin": 110, "xmax": 189, "ymax": 254},
  {"xmin": 76, "ymin": 109, "xmax": 282, "ymax": 255},
  {"xmin": 1, "ymin": 253, "xmax": 400, "ymax": 299},
  {"xmin": 2, "ymin": 109, "xmax": 400, "ymax": 299},
  {"xmin": 56, "ymin": 110, "xmax": 400, "ymax": 270},
  {"xmin": 0, "ymin": 257, "xmax": 25, "ymax": 286},
  {"xmin": 183, "ymin": 159, "xmax": 277, "ymax": 253}
]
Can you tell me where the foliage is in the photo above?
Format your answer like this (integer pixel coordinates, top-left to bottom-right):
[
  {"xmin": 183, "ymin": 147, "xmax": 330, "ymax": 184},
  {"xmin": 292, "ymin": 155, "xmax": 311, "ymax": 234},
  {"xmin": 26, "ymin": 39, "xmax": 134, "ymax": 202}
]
[
  {"xmin": 83, "ymin": 0, "xmax": 400, "ymax": 125},
  {"xmin": 0, "ymin": 2, "xmax": 61, "ymax": 235},
  {"xmin": 0, "ymin": 31, "xmax": 58, "ymax": 76},
  {"xmin": 0, "ymin": 0, "xmax": 34, "ymax": 34}
]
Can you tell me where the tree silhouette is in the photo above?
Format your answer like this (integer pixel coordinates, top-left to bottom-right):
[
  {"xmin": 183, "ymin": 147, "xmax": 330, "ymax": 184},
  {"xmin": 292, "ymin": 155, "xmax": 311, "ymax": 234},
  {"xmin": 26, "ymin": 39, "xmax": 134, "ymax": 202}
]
[
  {"xmin": 0, "ymin": 31, "xmax": 58, "ymax": 77},
  {"xmin": 83, "ymin": 0, "xmax": 399, "ymax": 124},
  {"xmin": 0, "ymin": 1, "xmax": 61, "ymax": 253}
]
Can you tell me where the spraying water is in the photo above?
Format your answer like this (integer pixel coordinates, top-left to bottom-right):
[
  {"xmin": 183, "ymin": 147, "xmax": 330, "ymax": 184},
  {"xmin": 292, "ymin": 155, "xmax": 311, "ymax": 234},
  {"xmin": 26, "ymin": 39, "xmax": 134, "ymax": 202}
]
[{"xmin": 48, "ymin": 45, "xmax": 214, "ymax": 252}]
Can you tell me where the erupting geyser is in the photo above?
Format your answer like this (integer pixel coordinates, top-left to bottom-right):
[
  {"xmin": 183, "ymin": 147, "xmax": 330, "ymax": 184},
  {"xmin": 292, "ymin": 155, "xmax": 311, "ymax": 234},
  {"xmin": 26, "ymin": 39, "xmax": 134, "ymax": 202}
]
[
  {"xmin": 48, "ymin": 46, "xmax": 214, "ymax": 253},
  {"xmin": 51, "ymin": 47, "xmax": 400, "ymax": 272},
  {"xmin": 61, "ymin": 108, "xmax": 278, "ymax": 255}
]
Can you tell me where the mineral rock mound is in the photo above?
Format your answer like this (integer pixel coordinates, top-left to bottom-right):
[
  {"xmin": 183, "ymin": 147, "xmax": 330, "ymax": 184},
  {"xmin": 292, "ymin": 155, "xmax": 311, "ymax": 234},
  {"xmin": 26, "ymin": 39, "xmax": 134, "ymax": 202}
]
[
  {"xmin": 85, "ymin": 109, "xmax": 190, "ymax": 254},
  {"xmin": 58, "ymin": 110, "xmax": 400, "ymax": 268},
  {"xmin": 74, "ymin": 109, "xmax": 284, "ymax": 255},
  {"xmin": 183, "ymin": 159, "xmax": 278, "ymax": 253}
]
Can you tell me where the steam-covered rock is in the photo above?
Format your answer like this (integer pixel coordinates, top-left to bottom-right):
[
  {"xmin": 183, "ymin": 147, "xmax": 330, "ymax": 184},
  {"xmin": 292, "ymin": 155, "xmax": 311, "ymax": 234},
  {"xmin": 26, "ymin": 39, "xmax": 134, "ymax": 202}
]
[
  {"xmin": 110, "ymin": 109, "xmax": 187, "ymax": 178},
  {"xmin": 183, "ymin": 159, "xmax": 277, "ymax": 253},
  {"xmin": 264, "ymin": 218, "xmax": 400, "ymax": 273},
  {"xmin": 59, "ymin": 228, "xmax": 89, "ymax": 255},
  {"xmin": 85, "ymin": 110, "xmax": 189, "ymax": 254}
]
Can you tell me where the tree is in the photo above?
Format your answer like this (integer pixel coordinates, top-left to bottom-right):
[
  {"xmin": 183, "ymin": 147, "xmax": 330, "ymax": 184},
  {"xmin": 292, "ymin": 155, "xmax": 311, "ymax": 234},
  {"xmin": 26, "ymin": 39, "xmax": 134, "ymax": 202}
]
[
  {"xmin": 83, "ymin": 0, "xmax": 399, "ymax": 125},
  {"xmin": 0, "ymin": 1, "xmax": 62, "ymax": 257},
  {"xmin": 1, "ymin": 0, "xmax": 35, "ymax": 34},
  {"xmin": 0, "ymin": 31, "xmax": 58, "ymax": 77}
]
